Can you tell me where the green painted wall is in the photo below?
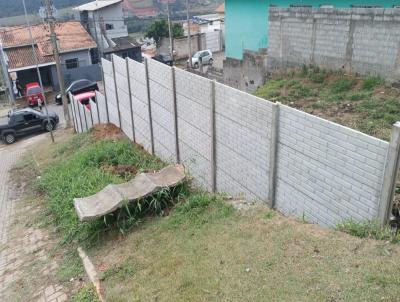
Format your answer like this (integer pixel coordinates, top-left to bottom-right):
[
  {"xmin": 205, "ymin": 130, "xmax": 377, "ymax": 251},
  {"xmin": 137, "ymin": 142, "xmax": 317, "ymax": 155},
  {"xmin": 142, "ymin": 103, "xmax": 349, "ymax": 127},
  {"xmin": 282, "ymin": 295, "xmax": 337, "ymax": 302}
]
[{"xmin": 225, "ymin": 0, "xmax": 400, "ymax": 59}]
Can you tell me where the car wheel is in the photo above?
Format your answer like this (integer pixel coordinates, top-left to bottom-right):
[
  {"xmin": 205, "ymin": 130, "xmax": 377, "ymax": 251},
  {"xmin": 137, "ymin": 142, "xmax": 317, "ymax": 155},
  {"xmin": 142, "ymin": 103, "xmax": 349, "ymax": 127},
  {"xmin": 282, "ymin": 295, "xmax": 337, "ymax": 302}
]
[
  {"xmin": 209, "ymin": 58, "xmax": 214, "ymax": 65},
  {"xmin": 45, "ymin": 121, "xmax": 54, "ymax": 132},
  {"xmin": 194, "ymin": 62, "xmax": 199, "ymax": 69},
  {"xmin": 4, "ymin": 133, "xmax": 16, "ymax": 144}
]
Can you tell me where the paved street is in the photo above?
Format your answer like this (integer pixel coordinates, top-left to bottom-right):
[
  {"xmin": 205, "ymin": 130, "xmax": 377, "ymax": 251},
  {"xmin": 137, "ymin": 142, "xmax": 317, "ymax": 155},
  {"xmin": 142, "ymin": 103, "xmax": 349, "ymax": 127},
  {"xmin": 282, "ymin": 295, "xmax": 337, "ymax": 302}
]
[{"xmin": 0, "ymin": 128, "xmax": 70, "ymax": 301}]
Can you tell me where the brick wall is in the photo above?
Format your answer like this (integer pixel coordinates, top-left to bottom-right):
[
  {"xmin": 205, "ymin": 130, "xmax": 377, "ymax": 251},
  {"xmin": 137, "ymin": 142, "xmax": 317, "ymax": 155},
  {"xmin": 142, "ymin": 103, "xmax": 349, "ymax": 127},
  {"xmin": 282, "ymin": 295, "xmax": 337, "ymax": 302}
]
[
  {"xmin": 268, "ymin": 7, "xmax": 400, "ymax": 80},
  {"xmin": 71, "ymin": 56, "xmax": 393, "ymax": 227},
  {"xmin": 147, "ymin": 59, "xmax": 176, "ymax": 163}
]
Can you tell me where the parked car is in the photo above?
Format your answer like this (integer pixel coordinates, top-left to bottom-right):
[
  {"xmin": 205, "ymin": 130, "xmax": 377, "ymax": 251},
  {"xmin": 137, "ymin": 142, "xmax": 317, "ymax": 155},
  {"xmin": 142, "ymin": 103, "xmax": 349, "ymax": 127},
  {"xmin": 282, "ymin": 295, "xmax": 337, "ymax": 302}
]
[
  {"xmin": 25, "ymin": 82, "xmax": 44, "ymax": 106},
  {"xmin": 55, "ymin": 79, "xmax": 98, "ymax": 104},
  {"xmin": 74, "ymin": 91, "xmax": 96, "ymax": 110},
  {"xmin": 0, "ymin": 108, "xmax": 59, "ymax": 144},
  {"xmin": 187, "ymin": 50, "xmax": 213, "ymax": 69},
  {"xmin": 152, "ymin": 54, "xmax": 173, "ymax": 66}
]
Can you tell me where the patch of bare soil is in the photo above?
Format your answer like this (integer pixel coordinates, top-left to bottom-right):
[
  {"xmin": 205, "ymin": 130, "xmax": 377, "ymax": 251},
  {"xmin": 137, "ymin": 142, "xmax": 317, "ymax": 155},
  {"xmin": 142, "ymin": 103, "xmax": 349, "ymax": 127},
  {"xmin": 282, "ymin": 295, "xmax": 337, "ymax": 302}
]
[
  {"xmin": 91, "ymin": 123, "xmax": 125, "ymax": 140},
  {"xmin": 102, "ymin": 164, "xmax": 137, "ymax": 178}
]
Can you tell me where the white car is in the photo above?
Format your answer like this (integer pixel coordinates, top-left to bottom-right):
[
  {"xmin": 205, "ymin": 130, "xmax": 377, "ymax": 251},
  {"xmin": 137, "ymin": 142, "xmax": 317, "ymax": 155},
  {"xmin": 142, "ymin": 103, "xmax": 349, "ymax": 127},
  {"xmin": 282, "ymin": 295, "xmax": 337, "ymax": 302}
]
[{"xmin": 187, "ymin": 50, "xmax": 213, "ymax": 69}]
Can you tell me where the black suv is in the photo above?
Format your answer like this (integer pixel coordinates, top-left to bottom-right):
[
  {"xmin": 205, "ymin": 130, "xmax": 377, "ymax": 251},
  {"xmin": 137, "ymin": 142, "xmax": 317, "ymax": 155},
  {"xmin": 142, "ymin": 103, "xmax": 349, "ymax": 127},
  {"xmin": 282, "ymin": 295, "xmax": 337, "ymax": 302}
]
[{"xmin": 0, "ymin": 108, "xmax": 59, "ymax": 144}]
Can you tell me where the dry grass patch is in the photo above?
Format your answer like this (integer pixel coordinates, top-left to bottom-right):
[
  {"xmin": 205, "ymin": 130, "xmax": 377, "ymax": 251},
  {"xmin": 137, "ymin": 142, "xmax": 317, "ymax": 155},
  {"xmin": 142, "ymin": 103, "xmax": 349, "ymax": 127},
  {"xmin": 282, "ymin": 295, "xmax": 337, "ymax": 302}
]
[{"xmin": 89, "ymin": 197, "xmax": 400, "ymax": 302}]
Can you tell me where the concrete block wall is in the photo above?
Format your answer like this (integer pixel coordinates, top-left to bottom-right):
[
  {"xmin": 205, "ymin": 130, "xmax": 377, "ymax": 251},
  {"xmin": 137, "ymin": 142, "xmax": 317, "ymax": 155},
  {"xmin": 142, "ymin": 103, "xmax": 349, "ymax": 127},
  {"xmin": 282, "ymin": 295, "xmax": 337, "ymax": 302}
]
[
  {"xmin": 127, "ymin": 58, "xmax": 152, "ymax": 153},
  {"xmin": 276, "ymin": 105, "xmax": 389, "ymax": 226},
  {"xmin": 175, "ymin": 67, "xmax": 212, "ymax": 189},
  {"xmin": 215, "ymin": 82, "xmax": 273, "ymax": 200},
  {"xmin": 70, "ymin": 58, "xmax": 394, "ymax": 227},
  {"xmin": 95, "ymin": 91, "xmax": 108, "ymax": 124},
  {"xmin": 113, "ymin": 55, "xmax": 134, "ymax": 141},
  {"xmin": 268, "ymin": 7, "xmax": 400, "ymax": 80},
  {"xmin": 147, "ymin": 59, "xmax": 176, "ymax": 163},
  {"xmin": 102, "ymin": 59, "xmax": 119, "ymax": 127}
]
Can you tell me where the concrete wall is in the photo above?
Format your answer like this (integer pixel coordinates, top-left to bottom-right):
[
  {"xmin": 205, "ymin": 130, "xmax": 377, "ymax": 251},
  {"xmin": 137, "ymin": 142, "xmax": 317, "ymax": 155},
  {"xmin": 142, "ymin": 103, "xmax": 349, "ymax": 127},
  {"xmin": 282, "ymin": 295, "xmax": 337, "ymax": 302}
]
[
  {"xmin": 225, "ymin": 0, "xmax": 400, "ymax": 59},
  {"xmin": 222, "ymin": 49, "xmax": 268, "ymax": 93},
  {"xmin": 71, "ymin": 55, "xmax": 395, "ymax": 227},
  {"xmin": 158, "ymin": 34, "xmax": 206, "ymax": 59},
  {"xmin": 268, "ymin": 7, "xmax": 400, "ymax": 80}
]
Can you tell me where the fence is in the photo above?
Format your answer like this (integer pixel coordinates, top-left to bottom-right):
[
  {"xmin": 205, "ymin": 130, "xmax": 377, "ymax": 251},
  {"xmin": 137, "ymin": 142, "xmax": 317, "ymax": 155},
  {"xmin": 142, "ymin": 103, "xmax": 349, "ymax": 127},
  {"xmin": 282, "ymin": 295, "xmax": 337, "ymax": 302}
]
[{"xmin": 70, "ymin": 54, "xmax": 400, "ymax": 227}]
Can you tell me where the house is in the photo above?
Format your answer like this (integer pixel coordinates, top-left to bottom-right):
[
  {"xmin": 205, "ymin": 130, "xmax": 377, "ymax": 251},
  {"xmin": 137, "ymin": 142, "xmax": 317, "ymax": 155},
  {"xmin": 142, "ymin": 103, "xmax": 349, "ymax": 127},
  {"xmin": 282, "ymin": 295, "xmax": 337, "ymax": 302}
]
[
  {"xmin": 74, "ymin": 0, "xmax": 142, "ymax": 62},
  {"xmin": 225, "ymin": 0, "xmax": 400, "ymax": 59},
  {"xmin": 0, "ymin": 21, "xmax": 99, "ymax": 91}
]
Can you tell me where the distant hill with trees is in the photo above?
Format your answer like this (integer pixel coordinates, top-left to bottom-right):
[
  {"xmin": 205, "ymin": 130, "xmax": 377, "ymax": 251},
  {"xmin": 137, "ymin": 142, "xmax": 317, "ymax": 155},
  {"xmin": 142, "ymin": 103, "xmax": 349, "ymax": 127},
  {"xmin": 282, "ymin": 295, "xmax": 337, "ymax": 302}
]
[{"xmin": 0, "ymin": 0, "xmax": 88, "ymax": 18}]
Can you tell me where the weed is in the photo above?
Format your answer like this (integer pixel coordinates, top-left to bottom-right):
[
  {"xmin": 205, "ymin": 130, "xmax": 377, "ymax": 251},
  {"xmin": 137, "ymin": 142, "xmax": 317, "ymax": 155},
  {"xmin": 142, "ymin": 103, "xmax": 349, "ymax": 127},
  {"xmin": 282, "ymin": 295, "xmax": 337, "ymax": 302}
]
[
  {"xmin": 168, "ymin": 192, "xmax": 234, "ymax": 228},
  {"xmin": 330, "ymin": 78, "xmax": 355, "ymax": 93},
  {"xmin": 99, "ymin": 260, "xmax": 136, "ymax": 281},
  {"xmin": 264, "ymin": 210, "xmax": 276, "ymax": 220},
  {"xmin": 348, "ymin": 91, "xmax": 372, "ymax": 101},
  {"xmin": 56, "ymin": 250, "xmax": 84, "ymax": 283},
  {"xmin": 336, "ymin": 219, "xmax": 396, "ymax": 241},
  {"xmin": 362, "ymin": 75, "xmax": 385, "ymax": 90},
  {"xmin": 70, "ymin": 285, "xmax": 100, "ymax": 302}
]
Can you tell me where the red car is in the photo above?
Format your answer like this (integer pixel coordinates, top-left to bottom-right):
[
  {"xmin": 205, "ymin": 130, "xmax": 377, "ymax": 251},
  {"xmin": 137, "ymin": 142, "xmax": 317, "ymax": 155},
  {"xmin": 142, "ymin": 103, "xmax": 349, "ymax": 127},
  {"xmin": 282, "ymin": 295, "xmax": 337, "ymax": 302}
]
[
  {"xmin": 74, "ymin": 91, "xmax": 96, "ymax": 110},
  {"xmin": 25, "ymin": 82, "xmax": 44, "ymax": 106}
]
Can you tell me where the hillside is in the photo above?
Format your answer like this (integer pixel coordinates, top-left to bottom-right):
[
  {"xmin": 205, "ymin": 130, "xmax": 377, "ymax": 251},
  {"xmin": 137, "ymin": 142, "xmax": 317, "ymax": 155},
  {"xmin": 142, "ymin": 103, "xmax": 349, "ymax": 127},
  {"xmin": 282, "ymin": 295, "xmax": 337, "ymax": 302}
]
[
  {"xmin": 0, "ymin": 0, "xmax": 223, "ymax": 19},
  {"xmin": 0, "ymin": 0, "xmax": 88, "ymax": 18}
]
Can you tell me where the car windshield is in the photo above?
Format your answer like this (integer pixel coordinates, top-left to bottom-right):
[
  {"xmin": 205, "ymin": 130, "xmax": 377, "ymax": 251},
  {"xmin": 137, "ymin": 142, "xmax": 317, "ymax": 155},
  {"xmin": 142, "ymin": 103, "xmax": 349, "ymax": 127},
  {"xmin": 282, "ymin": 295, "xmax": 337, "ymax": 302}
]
[
  {"xmin": 67, "ymin": 80, "xmax": 91, "ymax": 92},
  {"xmin": 193, "ymin": 52, "xmax": 201, "ymax": 58},
  {"xmin": 27, "ymin": 87, "xmax": 41, "ymax": 95}
]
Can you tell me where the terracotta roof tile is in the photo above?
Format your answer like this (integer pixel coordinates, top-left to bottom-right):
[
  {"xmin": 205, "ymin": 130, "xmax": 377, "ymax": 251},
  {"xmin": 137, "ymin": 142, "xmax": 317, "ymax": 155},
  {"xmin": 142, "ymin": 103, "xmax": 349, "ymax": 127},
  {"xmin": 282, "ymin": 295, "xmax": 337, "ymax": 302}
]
[
  {"xmin": 0, "ymin": 21, "xmax": 97, "ymax": 53},
  {"xmin": 6, "ymin": 46, "xmax": 54, "ymax": 70}
]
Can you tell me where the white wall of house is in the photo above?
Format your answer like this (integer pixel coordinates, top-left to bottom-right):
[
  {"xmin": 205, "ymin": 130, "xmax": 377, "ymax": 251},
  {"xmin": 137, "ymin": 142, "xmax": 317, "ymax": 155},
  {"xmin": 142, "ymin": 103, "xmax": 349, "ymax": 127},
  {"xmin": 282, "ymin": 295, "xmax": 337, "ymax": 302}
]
[{"xmin": 91, "ymin": 3, "xmax": 127, "ymax": 39}]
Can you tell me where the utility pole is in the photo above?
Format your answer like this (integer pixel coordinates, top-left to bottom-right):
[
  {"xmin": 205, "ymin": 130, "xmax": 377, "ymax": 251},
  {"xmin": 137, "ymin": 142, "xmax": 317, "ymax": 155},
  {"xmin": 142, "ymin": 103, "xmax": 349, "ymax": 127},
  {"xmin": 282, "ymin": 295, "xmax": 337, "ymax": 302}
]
[
  {"xmin": 22, "ymin": 0, "xmax": 54, "ymax": 142},
  {"xmin": 166, "ymin": 1, "xmax": 174, "ymax": 65},
  {"xmin": 0, "ymin": 41, "xmax": 15, "ymax": 106},
  {"xmin": 186, "ymin": 0, "xmax": 192, "ymax": 68},
  {"xmin": 43, "ymin": 0, "xmax": 71, "ymax": 127}
]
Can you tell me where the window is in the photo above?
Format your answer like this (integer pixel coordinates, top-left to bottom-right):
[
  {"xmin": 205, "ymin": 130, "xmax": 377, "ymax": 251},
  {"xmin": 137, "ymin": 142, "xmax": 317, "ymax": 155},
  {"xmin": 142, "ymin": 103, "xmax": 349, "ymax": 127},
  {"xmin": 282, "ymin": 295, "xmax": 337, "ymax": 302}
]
[
  {"xmin": 320, "ymin": 4, "xmax": 334, "ymax": 8},
  {"xmin": 121, "ymin": 51, "xmax": 129, "ymax": 59},
  {"xmin": 105, "ymin": 23, "xmax": 114, "ymax": 30},
  {"xmin": 23, "ymin": 114, "xmax": 36, "ymax": 121},
  {"xmin": 65, "ymin": 58, "xmax": 79, "ymax": 69}
]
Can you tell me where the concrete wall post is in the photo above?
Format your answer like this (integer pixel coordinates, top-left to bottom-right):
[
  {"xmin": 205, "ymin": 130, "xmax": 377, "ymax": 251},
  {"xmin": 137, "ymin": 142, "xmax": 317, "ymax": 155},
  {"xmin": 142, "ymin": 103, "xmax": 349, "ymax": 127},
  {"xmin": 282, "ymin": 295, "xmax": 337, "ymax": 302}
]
[
  {"xmin": 125, "ymin": 58, "xmax": 136, "ymax": 143},
  {"xmin": 111, "ymin": 55, "xmax": 122, "ymax": 128},
  {"xmin": 144, "ymin": 58, "xmax": 155, "ymax": 155},
  {"xmin": 171, "ymin": 67, "xmax": 180, "ymax": 163},
  {"xmin": 100, "ymin": 63, "xmax": 110, "ymax": 123},
  {"xmin": 378, "ymin": 122, "xmax": 400, "ymax": 225},
  {"xmin": 210, "ymin": 80, "xmax": 216, "ymax": 192},
  {"xmin": 268, "ymin": 102, "xmax": 280, "ymax": 208}
]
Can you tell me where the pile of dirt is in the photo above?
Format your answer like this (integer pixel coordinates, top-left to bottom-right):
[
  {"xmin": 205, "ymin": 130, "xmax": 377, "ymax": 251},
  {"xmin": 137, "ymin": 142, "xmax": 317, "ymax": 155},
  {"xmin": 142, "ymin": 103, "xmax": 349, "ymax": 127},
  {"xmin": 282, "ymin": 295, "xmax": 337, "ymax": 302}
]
[
  {"xmin": 91, "ymin": 123, "xmax": 124, "ymax": 140},
  {"xmin": 102, "ymin": 164, "xmax": 137, "ymax": 178}
]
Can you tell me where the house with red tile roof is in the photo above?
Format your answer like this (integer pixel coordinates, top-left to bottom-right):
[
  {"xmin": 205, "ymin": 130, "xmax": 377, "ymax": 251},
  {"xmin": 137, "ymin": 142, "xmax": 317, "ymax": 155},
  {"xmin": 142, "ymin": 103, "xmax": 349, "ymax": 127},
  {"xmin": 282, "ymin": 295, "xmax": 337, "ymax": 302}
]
[{"xmin": 0, "ymin": 21, "xmax": 99, "ymax": 92}]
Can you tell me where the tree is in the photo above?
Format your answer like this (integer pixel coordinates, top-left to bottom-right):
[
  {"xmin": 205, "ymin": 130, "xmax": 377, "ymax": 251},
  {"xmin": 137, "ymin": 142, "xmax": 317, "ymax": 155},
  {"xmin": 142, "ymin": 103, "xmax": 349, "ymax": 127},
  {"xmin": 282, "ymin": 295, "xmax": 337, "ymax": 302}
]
[{"xmin": 145, "ymin": 19, "xmax": 184, "ymax": 46}]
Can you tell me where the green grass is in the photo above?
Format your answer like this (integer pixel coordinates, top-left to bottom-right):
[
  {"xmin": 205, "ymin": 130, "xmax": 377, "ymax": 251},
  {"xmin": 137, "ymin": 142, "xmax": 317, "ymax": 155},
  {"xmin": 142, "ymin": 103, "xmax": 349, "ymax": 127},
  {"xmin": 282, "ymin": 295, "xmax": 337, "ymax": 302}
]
[
  {"xmin": 362, "ymin": 75, "xmax": 385, "ymax": 90},
  {"xmin": 336, "ymin": 219, "xmax": 396, "ymax": 242},
  {"xmin": 89, "ymin": 195, "xmax": 400, "ymax": 302},
  {"xmin": 35, "ymin": 133, "xmax": 171, "ymax": 247},
  {"xmin": 70, "ymin": 285, "xmax": 100, "ymax": 302},
  {"xmin": 254, "ymin": 68, "xmax": 400, "ymax": 141}
]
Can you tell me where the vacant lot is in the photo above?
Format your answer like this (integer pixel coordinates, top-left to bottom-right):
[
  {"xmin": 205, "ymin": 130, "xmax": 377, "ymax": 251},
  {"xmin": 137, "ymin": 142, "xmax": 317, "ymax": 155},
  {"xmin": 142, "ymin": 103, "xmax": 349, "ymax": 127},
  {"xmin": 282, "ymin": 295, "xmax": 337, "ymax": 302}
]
[
  {"xmin": 14, "ymin": 125, "xmax": 400, "ymax": 302},
  {"xmin": 254, "ymin": 67, "xmax": 400, "ymax": 141}
]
